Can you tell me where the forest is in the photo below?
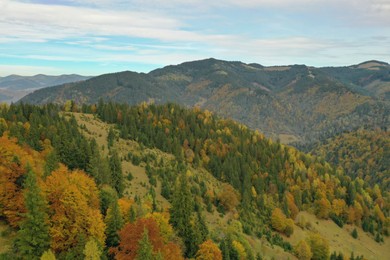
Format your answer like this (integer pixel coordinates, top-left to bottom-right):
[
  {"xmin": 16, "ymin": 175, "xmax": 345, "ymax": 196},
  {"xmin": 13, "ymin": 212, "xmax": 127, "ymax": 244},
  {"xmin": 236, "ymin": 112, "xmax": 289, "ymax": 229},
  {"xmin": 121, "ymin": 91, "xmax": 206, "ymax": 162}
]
[{"xmin": 0, "ymin": 101, "xmax": 388, "ymax": 260}]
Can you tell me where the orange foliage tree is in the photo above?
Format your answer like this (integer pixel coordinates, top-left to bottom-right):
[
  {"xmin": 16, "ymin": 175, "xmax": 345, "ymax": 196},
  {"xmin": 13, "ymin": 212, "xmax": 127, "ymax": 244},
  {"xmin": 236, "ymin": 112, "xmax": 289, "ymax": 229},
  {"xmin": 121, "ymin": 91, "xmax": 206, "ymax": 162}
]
[
  {"xmin": 110, "ymin": 217, "xmax": 183, "ymax": 260},
  {"xmin": 218, "ymin": 183, "xmax": 240, "ymax": 212},
  {"xmin": 0, "ymin": 134, "xmax": 45, "ymax": 227},
  {"xmin": 44, "ymin": 165, "xmax": 105, "ymax": 252}
]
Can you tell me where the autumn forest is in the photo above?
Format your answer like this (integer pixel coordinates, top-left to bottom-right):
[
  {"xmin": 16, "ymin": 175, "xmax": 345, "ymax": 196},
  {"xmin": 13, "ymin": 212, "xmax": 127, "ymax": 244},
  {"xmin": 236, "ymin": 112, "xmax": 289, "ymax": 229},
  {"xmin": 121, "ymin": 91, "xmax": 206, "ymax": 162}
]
[{"xmin": 0, "ymin": 100, "xmax": 388, "ymax": 260}]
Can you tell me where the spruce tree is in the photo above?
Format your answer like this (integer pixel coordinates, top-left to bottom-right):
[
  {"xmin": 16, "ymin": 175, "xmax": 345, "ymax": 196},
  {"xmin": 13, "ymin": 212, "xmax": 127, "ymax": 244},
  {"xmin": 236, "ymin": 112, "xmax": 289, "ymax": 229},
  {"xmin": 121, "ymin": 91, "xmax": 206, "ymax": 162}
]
[
  {"xmin": 110, "ymin": 151, "xmax": 124, "ymax": 197},
  {"xmin": 43, "ymin": 150, "xmax": 59, "ymax": 178},
  {"xmin": 107, "ymin": 127, "xmax": 115, "ymax": 148},
  {"xmin": 136, "ymin": 228, "xmax": 154, "ymax": 260},
  {"xmin": 169, "ymin": 172, "xmax": 196, "ymax": 257},
  {"xmin": 105, "ymin": 198, "xmax": 124, "ymax": 247},
  {"xmin": 15, "ymin": 166, "xmax": 50, "ymax": 259}
]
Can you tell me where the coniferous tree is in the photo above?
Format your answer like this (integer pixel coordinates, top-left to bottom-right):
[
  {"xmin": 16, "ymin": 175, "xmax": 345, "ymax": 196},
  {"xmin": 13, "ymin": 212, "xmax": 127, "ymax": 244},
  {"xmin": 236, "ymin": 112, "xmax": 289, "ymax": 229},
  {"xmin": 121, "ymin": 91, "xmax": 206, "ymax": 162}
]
[
  {"xmin": 105, "ymin": 198, "xmax": 124, "ymax": 247},
  {"xmin": 110, "ymin": 151, "xmax": 124, "ymax": 197},
  {"xmin": 170, "ymin": 172, "xmax": 196, "ymax": 257},
  {"xmin": 136, "ymin": 228, "xmax": 154, "ymax": 260},
  {"xmin": 107, "ymin": 127, "xmax": 115, "ymax": 148},
  {"xmin": 15, "ymin": 166, "xmax": 50, "ymax": 259},
  {"xmin": 43, "ymin": 150, "xmax": 59, "ymax": 178}
]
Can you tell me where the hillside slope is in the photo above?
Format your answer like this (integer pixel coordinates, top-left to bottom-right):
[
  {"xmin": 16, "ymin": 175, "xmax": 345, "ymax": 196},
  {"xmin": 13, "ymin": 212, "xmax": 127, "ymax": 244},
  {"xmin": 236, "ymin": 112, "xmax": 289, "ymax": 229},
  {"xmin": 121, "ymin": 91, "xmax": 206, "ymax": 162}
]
[
  {"xmin": 0, "ymin": 103, "xmax": 389, "ymax": 259},
  {"xmin": 311, "ymin": 129, "xmax": 390, "ymax": 190},
  {"xmin": 20, "ymin": 59, "xmax": 390, "ymax": 147}
]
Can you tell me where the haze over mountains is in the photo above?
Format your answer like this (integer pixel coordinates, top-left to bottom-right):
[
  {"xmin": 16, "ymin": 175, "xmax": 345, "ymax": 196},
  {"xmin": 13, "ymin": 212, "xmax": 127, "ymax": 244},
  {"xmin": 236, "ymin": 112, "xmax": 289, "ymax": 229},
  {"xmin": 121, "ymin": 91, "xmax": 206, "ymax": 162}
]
[
  {"xmin": 0, "ymin": 74, "xmax": 90, "ymax": 103},
  {"xmin": 21, "ymin": 58, "xmax": 390, "ymax": 148}
]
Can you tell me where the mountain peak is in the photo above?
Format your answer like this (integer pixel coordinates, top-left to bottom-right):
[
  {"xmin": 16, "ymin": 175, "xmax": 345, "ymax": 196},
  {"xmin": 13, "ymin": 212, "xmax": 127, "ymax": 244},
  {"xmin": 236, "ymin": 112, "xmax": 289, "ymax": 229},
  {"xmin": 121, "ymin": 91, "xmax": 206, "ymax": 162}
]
[{"xmin": 354, "ymin": 60, "xmax": 389, "ymax": 70}]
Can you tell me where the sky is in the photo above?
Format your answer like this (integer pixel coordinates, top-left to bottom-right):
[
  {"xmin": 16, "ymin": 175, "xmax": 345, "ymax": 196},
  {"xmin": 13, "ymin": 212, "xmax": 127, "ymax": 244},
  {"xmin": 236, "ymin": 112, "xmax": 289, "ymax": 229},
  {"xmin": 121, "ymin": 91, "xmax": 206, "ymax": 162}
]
[{"xmin": 0, "ymin": 0, "xmax": 389, "ymax": 76}]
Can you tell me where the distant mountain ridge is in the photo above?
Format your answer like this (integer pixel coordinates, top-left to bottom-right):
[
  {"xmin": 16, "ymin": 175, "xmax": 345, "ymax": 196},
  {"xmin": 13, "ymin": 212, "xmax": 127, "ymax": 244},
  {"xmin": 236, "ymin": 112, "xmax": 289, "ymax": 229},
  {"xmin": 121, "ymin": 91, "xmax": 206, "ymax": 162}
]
[
  {"xmin": 0, "ymin": 74, "xmax": 91, "ymax": 103},
  {"xmin": 20, "ymin": 58, "xmax": 390, "ymax": 146}
]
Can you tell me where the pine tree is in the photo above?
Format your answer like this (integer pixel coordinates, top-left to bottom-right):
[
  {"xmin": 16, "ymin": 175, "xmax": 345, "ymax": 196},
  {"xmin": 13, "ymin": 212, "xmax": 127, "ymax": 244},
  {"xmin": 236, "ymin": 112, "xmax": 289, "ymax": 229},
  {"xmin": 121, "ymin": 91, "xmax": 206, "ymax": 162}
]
[
  {"xmin": 110, "ymin": 151, "xmax": 124, "ymax": 197},
  {"xmin": 136, "ymin": 228, "xmax": 154, "ymax": 260},
  {"xmin": 105, "ymin": 198, "xmax": 124, "ymax": 247},
  {"xmin": 15, "ymin": 166, "xmax": 50, "ymax": 259}
]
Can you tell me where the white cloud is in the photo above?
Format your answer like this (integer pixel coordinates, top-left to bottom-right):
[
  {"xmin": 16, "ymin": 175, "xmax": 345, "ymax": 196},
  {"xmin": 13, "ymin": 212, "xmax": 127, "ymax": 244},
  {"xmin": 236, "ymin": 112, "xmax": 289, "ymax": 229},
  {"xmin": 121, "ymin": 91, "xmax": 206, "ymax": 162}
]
[{"xmin": 0, "ymin": 64, "xmax": 63, "ymax": 76}]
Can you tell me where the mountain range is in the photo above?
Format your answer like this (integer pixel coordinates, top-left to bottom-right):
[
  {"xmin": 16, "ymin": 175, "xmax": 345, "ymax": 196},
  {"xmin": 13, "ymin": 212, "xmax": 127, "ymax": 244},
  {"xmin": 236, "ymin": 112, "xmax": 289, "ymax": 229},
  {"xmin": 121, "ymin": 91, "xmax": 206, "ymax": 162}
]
[
  {"xmin": 0, "ymin": 74, "xmax": 90, "ymax": 103},
  {"xmin": 20, "ymin": 58, "xmax": 390, "ymax": 147}
]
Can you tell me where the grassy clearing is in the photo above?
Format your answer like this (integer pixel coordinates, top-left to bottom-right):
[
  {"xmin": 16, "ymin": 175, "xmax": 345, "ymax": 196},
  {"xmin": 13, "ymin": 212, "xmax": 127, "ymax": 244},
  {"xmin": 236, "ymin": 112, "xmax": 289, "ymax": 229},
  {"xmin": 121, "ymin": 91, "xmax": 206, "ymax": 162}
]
[{"xmin": 285, "ymin": 212, "xmax": 390, "ymax": 260}]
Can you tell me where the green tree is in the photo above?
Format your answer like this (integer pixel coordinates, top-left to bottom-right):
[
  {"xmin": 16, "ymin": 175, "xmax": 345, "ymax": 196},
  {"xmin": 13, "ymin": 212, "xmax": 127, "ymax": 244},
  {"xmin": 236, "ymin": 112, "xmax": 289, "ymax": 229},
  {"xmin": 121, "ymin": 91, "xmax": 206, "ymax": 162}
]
[
  {"xmin": 351, "ymin": 228, "xmax": 358, "ymax": 239},
  {"xmin": 110, "ymin": 151, "xmax": 124, "ymax": 197},
  {"xmin": 136, "ymin": 228, "xmax": 154, "ymax": 260},
  {"xmin": 170, "ymin": 173, "xmax": 196, "ymax": 258},
  {"xmin": 43, "ymin": 150, "xmax": 59, "ymax": 178},
  {"xmin": 15, "ymin": 166, "xmax": 50, "ymax": 259},
  {"xmin": 105, "ymin": 198, "xmax": 124, "ymax": 247},
  {"xmin": 107, "ymin": 127, "xmax": 115, "ymax": 148}
]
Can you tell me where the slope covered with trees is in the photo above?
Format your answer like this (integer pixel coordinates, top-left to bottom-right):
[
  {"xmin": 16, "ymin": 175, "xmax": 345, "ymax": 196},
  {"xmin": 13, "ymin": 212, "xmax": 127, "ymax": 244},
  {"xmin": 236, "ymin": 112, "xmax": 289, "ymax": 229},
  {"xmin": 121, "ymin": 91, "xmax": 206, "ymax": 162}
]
[
  {"xmin": 95, "ymin": 102, "xmax": 389, "ymax": 245},
  {"xmin": 0, "ymin": 102, "xmax": 389, "ymax": 259},
  {"xmin": 21, "ymin": 59, "xmax": 390, "ymax": 147},
  {"xmin": 312, "ymin": 129, "xmax": 390, "ymax": 190}
]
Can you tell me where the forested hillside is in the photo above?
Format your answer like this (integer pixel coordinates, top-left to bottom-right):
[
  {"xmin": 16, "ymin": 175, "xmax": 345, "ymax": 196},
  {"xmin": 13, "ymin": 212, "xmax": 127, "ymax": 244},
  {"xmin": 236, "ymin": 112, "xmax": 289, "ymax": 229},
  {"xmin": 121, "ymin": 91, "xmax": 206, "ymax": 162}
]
[
  {"xmin": 311, "ymin": 129, "xmax": 390, "ymax": 190},
  {"xmin": 0, "ymin": 102, "xmax": 389, "ymax": 259},
  {"xmin": 21, "ymin": 59, "xmax": 390, "ymax": 147}
]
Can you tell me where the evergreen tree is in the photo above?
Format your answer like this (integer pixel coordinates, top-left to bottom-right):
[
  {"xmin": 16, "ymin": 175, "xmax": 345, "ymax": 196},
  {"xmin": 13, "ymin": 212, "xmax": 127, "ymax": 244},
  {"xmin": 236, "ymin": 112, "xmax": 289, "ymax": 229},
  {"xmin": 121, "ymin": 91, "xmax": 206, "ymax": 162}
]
[
  {"xmin": 351, "ymin": 228, "xmax": 358, "ymax": 239},
  {"xmin": 170, "ymin": 172, "xmax": 196, "ymax": 258},
  {"xmin": 107, "ymin": 127, "xmax": 115, "ymax": 148},
  {"xmin": 105, "ymin": 198, "xmax": 124, "ymax": 247},
  {"xmin": 136, "ymin": 228, "xmax": 154, "ymax": 260},
  {"xmin": 43, "ymin": 150, "xmax": 59, "ymax": 178},
  {"xmin": 110, "ymin": 151, "xmax": 124, "ymax": 197},
  {"xmin": 15, "ymin": 166, "xmax": 50, "ymax": 259}
]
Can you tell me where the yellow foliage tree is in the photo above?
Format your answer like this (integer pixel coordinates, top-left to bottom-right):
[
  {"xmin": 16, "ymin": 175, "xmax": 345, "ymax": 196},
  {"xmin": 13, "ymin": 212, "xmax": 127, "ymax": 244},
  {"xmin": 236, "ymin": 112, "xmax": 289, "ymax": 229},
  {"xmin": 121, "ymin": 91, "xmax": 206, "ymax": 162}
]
[
  {"xmin": 271, "ymin": 208, "xmax": 286, "ymax": 232},
  {"xmin": 332, "ymin": 199, "xmax": 346, "ymax": 216},
  {"xmin": 118, "ymin": 197, "xmax": 134, "ymax": 222},
  {"xmin": 83, "ymin": 239, "xmax": 101, "ymax": 260},
  {"xmin": 232, "ymin": 240, "xmax": 247, "ymax": 260},
  {"xmin": 195, "ymin": 239, "xmax": 222, "ymax": 260},
  {"xmin": 44, "ymin": 165, "xmax": 105, "ymax": 252},
  {"xmin": 294, "ymin": 240, "xmax": 312, "ymax": 260},
  {"xmin": 307, "ymin": 233, "xmax": 329, "ymax": 260},
  {"xmin": 315, "ymin": 198, "xmax": 331, "ymax": 219},
  {"xmin": 284, "ymin": 218, "xmax": 295, "ymax": 237},
  {"xmin": 145, "ymin": 212, "xmax": 173, "ymax": 243},
  {"xmin": 40, "ymin": 249, "xmax": 56, "ymax": 260}
]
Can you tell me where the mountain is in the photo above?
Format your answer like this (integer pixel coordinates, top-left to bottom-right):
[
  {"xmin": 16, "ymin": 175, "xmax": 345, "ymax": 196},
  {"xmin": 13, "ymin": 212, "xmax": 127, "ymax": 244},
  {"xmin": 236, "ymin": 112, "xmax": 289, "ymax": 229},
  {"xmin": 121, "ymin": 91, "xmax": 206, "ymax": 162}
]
[
  {"xmin": 20, "ymin": 58, "xmax": 390, "ymax": 147},
  {"xmin": 0, "ymin": 74, "xmax": 91, "ymax": 103}
]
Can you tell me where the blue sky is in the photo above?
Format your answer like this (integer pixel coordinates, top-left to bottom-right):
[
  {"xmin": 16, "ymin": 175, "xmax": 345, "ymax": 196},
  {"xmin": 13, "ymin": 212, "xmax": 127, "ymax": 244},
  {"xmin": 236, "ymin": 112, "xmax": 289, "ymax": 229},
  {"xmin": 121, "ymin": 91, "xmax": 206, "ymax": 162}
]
[{"xmin": 0, "ymin": 0, "xmax": 389, "ymax": 76}]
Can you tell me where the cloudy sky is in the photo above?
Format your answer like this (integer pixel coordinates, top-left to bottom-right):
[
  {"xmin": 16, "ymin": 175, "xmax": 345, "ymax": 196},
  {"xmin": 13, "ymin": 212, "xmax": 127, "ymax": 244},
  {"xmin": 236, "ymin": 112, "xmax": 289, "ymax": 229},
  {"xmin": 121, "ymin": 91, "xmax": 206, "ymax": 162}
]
[{"xmin": 0, "ymin": 0, "xmax": 389, "ymax": 76}]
